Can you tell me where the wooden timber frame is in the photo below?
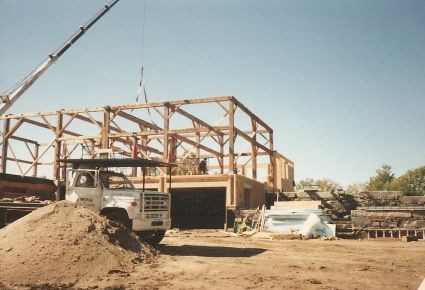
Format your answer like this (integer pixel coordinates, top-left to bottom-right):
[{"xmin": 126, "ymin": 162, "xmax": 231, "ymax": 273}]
[{"xmin": 0, "ymin": 96, "xmax": 294, "ymax": 213}]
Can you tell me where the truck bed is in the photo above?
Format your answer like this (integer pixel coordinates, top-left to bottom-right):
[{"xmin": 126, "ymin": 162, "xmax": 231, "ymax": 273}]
[{"xmin": 0, "ymin": 200, "xmax": 51, "ymax": 228}]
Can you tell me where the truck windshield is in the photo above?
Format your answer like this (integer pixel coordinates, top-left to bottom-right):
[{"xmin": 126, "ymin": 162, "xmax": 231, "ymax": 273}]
[{"xmin": 100, "ymin": 172, "xmax": 135, "ymax": 189}]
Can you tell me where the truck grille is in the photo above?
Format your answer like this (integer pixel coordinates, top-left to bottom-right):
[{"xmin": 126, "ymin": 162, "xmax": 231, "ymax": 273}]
[
  {"xmin": 142, "ymin": 193, "xmax": 169, "ymax": 212},
  {"xmin": 145, "ymin": 212, "xmax": 167, "ymax": 219}
]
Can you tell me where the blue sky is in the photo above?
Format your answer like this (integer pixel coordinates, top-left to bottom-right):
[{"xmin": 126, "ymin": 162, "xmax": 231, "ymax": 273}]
[{"xmin": 1, "ymin": 0, "xmax": 424, "ymax": 186}]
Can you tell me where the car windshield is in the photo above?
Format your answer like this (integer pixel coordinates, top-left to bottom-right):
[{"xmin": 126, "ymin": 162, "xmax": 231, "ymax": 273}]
[{"xmin": 100, "ymin": 172, "xmax": 134, "ymax": 189}]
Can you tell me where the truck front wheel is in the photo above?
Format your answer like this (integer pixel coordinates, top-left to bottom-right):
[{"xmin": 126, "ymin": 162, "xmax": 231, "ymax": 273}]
[
  {"xmin": 101, "ymin": 208, "xmax": 131, "ymax": 229},
  {"xmin": 137, "ymin": 230, "xmax": 166, "ymax": 245}
]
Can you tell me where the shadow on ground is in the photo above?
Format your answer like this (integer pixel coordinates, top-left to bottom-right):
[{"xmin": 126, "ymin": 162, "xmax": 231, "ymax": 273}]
[{"xmin": 158, "ymin": 244, "xmax": 267, "ymax": 258}]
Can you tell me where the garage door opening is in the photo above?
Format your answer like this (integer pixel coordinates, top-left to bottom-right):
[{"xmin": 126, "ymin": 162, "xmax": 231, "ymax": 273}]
[{"xmin": 171, "ymin": 188, "xmax": 226, "ymax": 229}]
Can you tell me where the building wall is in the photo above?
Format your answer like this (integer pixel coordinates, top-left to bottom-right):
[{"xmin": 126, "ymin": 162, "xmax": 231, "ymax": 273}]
[{"xmin": 273, "ymin": 152, "xmax": 295, "ymax": 192}]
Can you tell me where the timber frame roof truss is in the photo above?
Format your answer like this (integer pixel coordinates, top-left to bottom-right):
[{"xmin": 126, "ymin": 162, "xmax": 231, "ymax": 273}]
[{"xmin": 1, "ymin": 96, "xmax": 276, "ymax": 186}]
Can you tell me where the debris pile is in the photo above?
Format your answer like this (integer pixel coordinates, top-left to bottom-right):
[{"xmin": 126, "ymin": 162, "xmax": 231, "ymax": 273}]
[
  {"xmin": 0, "ymin": 201, "xmax": 156, "ymax": 288},
  {"xmin": 233, "ymin": 207, "xmax": 266, "ymax": 235},
  {"xmin": 354, "ymin": 191, "xmax": 404, "ymax": 207},
  {"xmin": 351, "ymin": 208, "xmax": 425, "ymax": 229},
  {"xmin": 0, "ymin": 195, "xmax": 52, "ymax": 204}
]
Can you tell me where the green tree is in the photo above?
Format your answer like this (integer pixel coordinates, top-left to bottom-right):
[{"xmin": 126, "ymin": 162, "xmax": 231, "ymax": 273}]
[
  {"xmin": 296, "ymin": 178, "xmax": 341, "ymax": 192},
  {"xmin": 345, "ymin": 183, "xmax": 366, "ymax": 195},
  {"xmin": 365, "ymin": 164, "xmax": 395, "ymax": 191},
  {"xmin": 392, "ymin": 166, "xmax": 425, "ymax": 196},
  {"xmin": 296, "ymin": 178, "xmax": 315, "ymax": 190},
  {"xmin": 315, "ymin": 178, "xmax": 341, "ymax": 192}
]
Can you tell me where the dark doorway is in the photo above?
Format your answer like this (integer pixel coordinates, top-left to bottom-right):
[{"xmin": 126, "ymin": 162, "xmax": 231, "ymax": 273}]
[{"xmin": 171, "ymin": 188, "xmax": 226, "ymax": 229}]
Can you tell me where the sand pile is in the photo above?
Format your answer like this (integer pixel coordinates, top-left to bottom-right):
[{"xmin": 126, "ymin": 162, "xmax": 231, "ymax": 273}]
[{"xmin": 0, "ymin": 201, "xmax": 156, "ymax": 288}]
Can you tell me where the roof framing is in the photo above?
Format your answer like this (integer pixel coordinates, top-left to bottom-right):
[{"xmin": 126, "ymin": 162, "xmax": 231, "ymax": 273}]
[{"xmin": 1, "ymin": 96, "xmax": 283, "ymax": 191}]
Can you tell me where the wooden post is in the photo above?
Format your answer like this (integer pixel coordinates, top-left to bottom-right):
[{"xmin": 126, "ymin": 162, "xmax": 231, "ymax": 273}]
[
  {"xmin": 163, "ymin": 107, "xmax": 170, "ymax": 164},
  {"xmin": 195, "ymin": 124, "xmax": 200, "ymax": 160},
  {"xmin": 251, "ymin": 120, "xmax": 257, "ymax": 180},
  {"xmin": 140, "ymin": 125, "xmax": 148, "ymax": 158},
  {"xmin": 228, "ymin": 100, "xmax": 235, "ymax": 174},
  {"xmin": 218, "ymin": 135, "xmax": 224, "ymax": 174},
  {"xmin": 54, "ymin": 112, "xmax": 63, "ymax": 201},
  {"xmin": 1, "ymin": 118, "xmax": 10, "ymax": 173},
  {"xmin": 33, "ymin": 143, "xmax": 39, "ymax": 177},
  {"xmin": 270, "ymin": 133, "xmax": 275, "ymax": 191},
  {"xmin": 132, "ymin": 136, "xmax": 138, "ymax": 177},
  {"xmin": 99, "ymin": 107, "xmax": 111, "ymax": 159}
]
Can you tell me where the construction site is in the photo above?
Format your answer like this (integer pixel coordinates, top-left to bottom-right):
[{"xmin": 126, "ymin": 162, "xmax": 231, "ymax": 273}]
[{"xmin": 1, "ymin": 1, "xmax": 424, "ymax": 290}]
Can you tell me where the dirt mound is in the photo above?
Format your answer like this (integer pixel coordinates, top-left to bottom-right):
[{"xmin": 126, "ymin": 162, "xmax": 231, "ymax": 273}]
[{"xmin": 0, "ymin": 201, "xmax": 156, "ymax": 288}]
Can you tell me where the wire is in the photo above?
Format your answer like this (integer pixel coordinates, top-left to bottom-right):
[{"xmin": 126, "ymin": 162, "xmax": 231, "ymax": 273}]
[{"xmin": 133, "ymin": 0, "xmax": 157, "ymax": 126}]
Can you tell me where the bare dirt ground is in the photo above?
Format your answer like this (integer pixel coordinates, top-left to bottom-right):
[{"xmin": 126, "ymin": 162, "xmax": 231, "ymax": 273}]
[
  {"xmin": 1, "ymin": 205, "xmax": 424, "ymax": 290},
  {"xmin": 136, "ymin": 230, "xmax": 425, "ymax": 290}
]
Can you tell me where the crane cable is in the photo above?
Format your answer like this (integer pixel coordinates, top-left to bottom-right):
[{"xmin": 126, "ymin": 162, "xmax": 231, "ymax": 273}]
[
  {"xmin": 134, "ymin": 0, "xmax": 156, "ymax": 126},
  {"xmin": 135, "ymin": 0, "xmax": 146, "ymax": 104}
]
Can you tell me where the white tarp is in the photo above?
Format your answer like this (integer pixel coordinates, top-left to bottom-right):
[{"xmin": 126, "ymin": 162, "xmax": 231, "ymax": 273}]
[{"xmin": 264, "ymin": 208, "xmax": 336, "ymax": 237}]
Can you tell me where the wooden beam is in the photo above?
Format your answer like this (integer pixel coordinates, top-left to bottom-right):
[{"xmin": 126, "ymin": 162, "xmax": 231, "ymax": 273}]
[
  {"xmin": 57, "ymin": 135, "xmax": 99, "ymax": 142},
  {"xmin": 171, "ymin": 133, "xmax": 221, "ymax": 157},
  {"xmin": 115, "ymin": 110, "xmax": 162, "ymax": 131},
  {"xmin": 111, "ymin": 96, "xmax": 233, "ymax": 111},
  {"xmin": 3, "ymin": 117, "xmax": 24, "ymax": 141},
  {"xmin": 22, "ymin": 118, "xmax": 80, "ymax": 137},
  {"xmin": 112, "ymin": 136, "xmax": 163, "ymax": 156},
  {"xmin": 230, "ymin": 96, "xmax": 273, "ymax": 133},
  {"xmin": 9, "ymin": 135, "xmax": 39, "ymax": 145},
  {"xmin": 2, "ymin": 107, "xmax": 104, "ymax": 119},
  {"xmin": 64, "ymin": 112, "xmax": 123, "ymax": 134},
  {"xmin": 0, "ymin": 156, "xmax": 38, "ymax": 165},
  {"xmin": 234, "ymin": 127, "xmax": 273, "ymax": 155},
  {"xmin": 165, "ymin": 103, "xmax": 224, "ymax": 137}
]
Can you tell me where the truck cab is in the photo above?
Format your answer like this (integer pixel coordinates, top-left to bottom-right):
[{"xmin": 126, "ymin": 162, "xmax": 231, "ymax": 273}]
[{"xmin": 61, "ymin": 158, "xmax": 174, "ymax": 245}]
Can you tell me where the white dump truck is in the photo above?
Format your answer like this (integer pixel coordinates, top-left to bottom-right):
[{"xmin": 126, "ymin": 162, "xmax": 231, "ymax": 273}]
[{"xmin": 59, "ymin": 158, "xmax": 174, "ymax": 245}]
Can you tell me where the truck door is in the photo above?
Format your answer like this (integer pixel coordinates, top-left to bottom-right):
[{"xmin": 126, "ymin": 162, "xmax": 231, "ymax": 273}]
[{"xmin": 66, "ymin": 169, "xmax": 102, "ymax": 210}]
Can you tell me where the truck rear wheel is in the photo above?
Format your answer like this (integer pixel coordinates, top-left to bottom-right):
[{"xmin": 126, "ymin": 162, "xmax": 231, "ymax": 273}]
[{"xmin": 137, "ymin": 230, "xmax": 166, "ymax": 245}]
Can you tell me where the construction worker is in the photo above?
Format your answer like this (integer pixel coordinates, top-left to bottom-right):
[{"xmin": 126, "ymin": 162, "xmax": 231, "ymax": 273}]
[{"xmin": 198, "ymin": 158, "xmax": 208, "ymax": 175}]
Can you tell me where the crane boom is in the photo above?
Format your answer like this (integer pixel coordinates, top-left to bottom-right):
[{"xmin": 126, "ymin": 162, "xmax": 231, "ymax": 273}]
[{"xmin": 0, "ymin": 0, "xmax": 120, "ymax": 116}]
